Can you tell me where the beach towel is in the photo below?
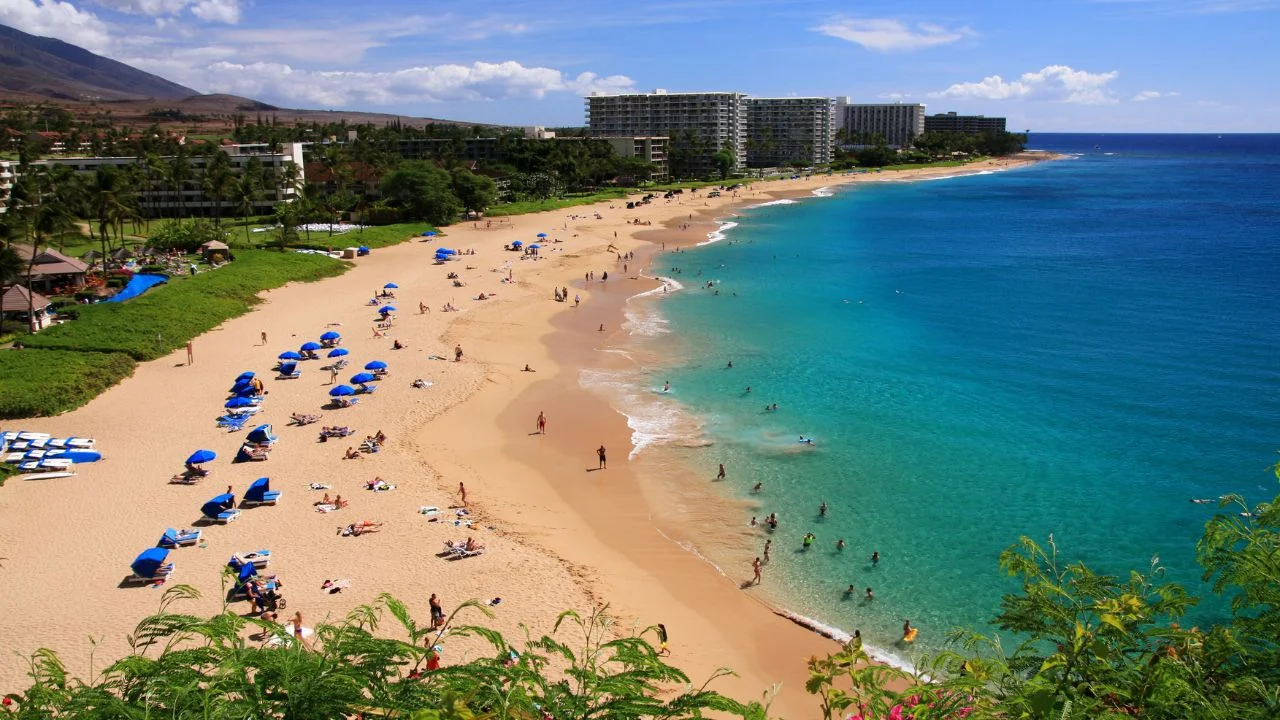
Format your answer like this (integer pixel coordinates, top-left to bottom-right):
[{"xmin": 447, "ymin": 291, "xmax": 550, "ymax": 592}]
[
  {"xmin": 315, "ymin": 504, "xmax": 337, "ymax": 513},
  {"xmin": 309, "ymin": 483, "xmax": 331, "ymax": 490}
]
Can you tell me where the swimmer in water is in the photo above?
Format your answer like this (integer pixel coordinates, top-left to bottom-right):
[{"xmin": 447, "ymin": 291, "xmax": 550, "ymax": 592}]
[
  {"xmin": 871, "ymin": 551, "xmax": 880, "ymax": 567},
  {"xmin": 836, "ymin": 538, "xmax": 845, "ymax": 551},
  {"xmin": 1190, "ymin": 498, "xmax": 1214, "ymax": 504},
  {"xmin": 844, "ymin": 584, "xmax": 855, "ymax": 598},
  {"xmin": 663, "ymin": 381, "xmax": 670, "ymax": 392},
  {"xmin": 799, "ymin": 436, "xmax": 814, "ymax": 445},
  {"xmin": 819, "ymin": 501, "xmax": 828, "ymax": 517},
  {"xmin": 802, "ymin": 532, "xmax": 815, "ymax": 549},
  {"xmin": 866, "ymin": 587, "xmax": 874, "ymax": 600},
  {"xmin": 751, "ymin": 482, "xmax": 763, "ymax": 493}
]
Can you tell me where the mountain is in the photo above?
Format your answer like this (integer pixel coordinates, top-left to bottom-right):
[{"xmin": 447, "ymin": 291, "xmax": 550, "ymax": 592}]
[{"xmin": 0, "ymin": 23, "xmax": 197, "ymax": 101}]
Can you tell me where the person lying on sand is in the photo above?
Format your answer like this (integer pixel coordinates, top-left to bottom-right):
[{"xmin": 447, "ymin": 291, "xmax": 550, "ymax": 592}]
[
  {"xmin": 321, "ymin": 579, "xmax": 350, "ymax": 594},
  {"xmin": 339, "ymin": 520, "xmax": 383, "ymax": 536}
]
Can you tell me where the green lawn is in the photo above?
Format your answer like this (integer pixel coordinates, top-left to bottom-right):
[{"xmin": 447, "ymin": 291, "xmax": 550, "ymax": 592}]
[
  {"xmin": 0, "ymin": 349, "xmax": 137, "ymax": 419},
  {"xmin": 24, "ymin": 250, "xmax": 348, "ymax": 362}
]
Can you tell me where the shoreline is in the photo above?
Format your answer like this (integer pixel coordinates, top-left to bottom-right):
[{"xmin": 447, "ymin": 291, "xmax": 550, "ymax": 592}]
[{"xmin": 0, "ymin": 154, "xmax": 1060, "ymax": 712}]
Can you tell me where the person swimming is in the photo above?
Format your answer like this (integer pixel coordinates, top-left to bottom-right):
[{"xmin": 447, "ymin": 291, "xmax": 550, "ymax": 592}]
[
  {"xmin": 802, "ymin": 532, "xmax": 815, "ymax": 549},
  {"xmin": 799, "ymin": 436, "xmax": 814, "ymax": 445},
  {"xmin": 663, "ymin": 381, "xmax": 670, "ymax": 392}
]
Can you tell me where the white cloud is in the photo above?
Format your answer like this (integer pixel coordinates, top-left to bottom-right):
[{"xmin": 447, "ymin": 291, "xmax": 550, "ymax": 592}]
[
  {"xmin": 1131, "ymin": 90, "xmax": 1180, "ymax": 101},
  {"xmin": 90, "ymin": 0, "xmax": 241, "ymax": 23},
  {"xmin": 931, "ymin": 65, "xmax": 1121, "ymax": 104},
  {"xmin": 151, "ymin": 59, "xmax": 634, "ymax": 106},
  {"xmin": 878, "ymin": 92, "xmax": 911, "ymax": 100},
  {"xmin": 814, "ymin": 17, "xmax": 973, "ymax": 52},
  {"xmin": 190, "ymin": 0, "xmax": 238, "ymax": 23},
  {"xmin": 0, "ymin": 0, "xmax": 114, "ymax": 53}
]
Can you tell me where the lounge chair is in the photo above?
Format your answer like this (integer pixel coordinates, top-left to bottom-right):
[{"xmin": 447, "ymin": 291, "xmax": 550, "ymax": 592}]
[
  {"xmin": 356, "ymin": 384, "xmax": 377, "ymax": 394},
  {"xmin": 243, "ymin": 477, "xmax": 282, "ymax": 506},
  {"xmin": 230, "ymin": 549, "xmax": 272, "ymax": 569},
  {"xmin": 236, "ymin": 445, "xmax": 270, "ymax": 463},
  {"xmin": 201, "ymin": 494, "xmax": 241, "ymax": 523},
  {"xmin": 128, "ymin": 548, "xmax": 175, "ymax": 584},
  {"xmin": 158, "ymin": 528, "xmax": 202, "ymax": 548},
  {"xmin": 47, "ymin": 437, "xmax": 95, "ymax": 449},
  {"xmin": 19, "ymin": 458, "xmax": 72, "ymax": 472},
  {"xmin": 334, "ymin": 397, "xmax": 360, "ymax": 409},
  {"xmin": 276, "ymin": 362, "xmax": 301, "ymax": 379},
  {"xmin": 441, "ymin": 540, "xmax": 485, "ymax": 559}
]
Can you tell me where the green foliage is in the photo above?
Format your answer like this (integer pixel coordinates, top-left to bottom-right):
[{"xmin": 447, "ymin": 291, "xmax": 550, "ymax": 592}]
[
  {"xmin": 23, "ymin": 250, "xmax": 346, "ymax": 362},
  {"xmin": 450, "ymin": 169, "xmax": 498, "ymax": 215},
  {"xmin": 381, "ymin": 161, "xmax": 463, "ymax": 225},
  {"xmin": 4, "ymin": 591, "xmax": 745, "ymax": 719},
  {"xmin": 145, "ymin": 218, "xmax": 230, "ymax": 252},
  {"xmin": 0, "ymin": 349, "xmax": 136, "ymax": 418}
]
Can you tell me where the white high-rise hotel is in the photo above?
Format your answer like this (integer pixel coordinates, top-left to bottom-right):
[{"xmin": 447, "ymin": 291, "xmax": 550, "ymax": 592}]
[{"xmin": 587, "ymin": 91, "xmax": 836, "ymax": 173}]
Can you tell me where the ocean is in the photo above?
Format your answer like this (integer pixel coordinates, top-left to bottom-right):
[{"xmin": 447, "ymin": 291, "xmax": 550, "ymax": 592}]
[{"xmin": 596, "ymin": 134, "xmax": 1280, "ymax": 665}]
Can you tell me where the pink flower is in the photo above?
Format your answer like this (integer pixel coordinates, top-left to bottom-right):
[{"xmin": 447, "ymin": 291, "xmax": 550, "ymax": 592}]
[
  {"xmin": 845, "ymin": 714, "xmax": 863, "ymax": 720},
  {"xmin": 959, "ymin": 708, "xmax": 973, "ymax": 718},
  {"xmin": 907, "ymin": 695, "xmax": 921, "ymax": 706},
  {"xmin": 889, "ymin": 704, "xmax": 904, "ymax": 720}
]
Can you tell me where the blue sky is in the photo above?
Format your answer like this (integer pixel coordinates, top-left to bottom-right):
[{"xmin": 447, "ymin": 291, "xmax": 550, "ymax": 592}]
[{"xmin": 1, "ymin": 0, "xmax": 1277, "ymax": 131}]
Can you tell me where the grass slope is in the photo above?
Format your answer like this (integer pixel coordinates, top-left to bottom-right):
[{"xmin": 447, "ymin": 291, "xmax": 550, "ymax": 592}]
[{"xmin": 0, "ymin": 349, "xmax": 136, "ymax": 418}]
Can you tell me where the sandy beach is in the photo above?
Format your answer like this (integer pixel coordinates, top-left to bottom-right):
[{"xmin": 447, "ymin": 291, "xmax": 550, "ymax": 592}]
[{"xmin": 0, "ymin": 154, "xmax": 1057, "ymax": 713}]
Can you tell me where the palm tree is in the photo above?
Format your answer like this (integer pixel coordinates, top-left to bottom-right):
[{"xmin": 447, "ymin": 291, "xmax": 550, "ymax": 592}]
[
  {"xmin": 169, "ymin": 151, "xmax": 193, "ymax": 219},
  {"xmin": 231, "ymin": 173, "xmax": 261, "ymax": 244},
  {"xmin": 201, "ymin": 151, "xmax": 236, "ymax": 227}
]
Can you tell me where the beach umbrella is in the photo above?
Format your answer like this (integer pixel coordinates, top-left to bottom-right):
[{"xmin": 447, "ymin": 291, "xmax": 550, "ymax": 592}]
[
  {"xmin": 131, "ymin": 547, "xmax": 170, "ymax": 578},
  {"xmin": 329, "ymin": 385, "xmax": 356, "ymax": 397},
  {"xmin": 246, "ymin": 425, "xmax": 277, "ymax": 444},
  {"xmin": 529, "ymin": 243, "xmax": 541, "ymax": 249},
  {"xmin": 350, "ymin": 372, "xmax": 376, "ymax": 384},
  {"xmin": 231, "ymin": 380, "xmax": 255, "ymax": 393},
  {"xmin": 384, "ymin": 282, "xmax": 399, "ymax": 289},
  {"xmin": 186, "ymin": 449, "xmax": 216, "ymax": 465},
  {"xmin": 359, "ymin": 246, "xmax": 369, "ymax": 252},
  {"xmin": 364, "ymin": 360, "xmax": 387, "ymax": 370},
  {"xmin": 279, "ymin": 350, "xmax": 302, "ymax": 360},
  {"xmin": 536, "ymin": 233, "xmax": 547, "ymax": 238},
  {"xmin": 234, "ymin": 387, "xmax": 260, "ymax": 398},
  {"xmin": 201, "ymin": 493, "xmax": 235, "ymax": 518},
  {"xmin": 235, "ymin": 371, "xmax": 255, "ymax": 382},
  {"xmin": 511, "ymin": 240, "xmax": 523, "ymax": 247},
  {"xmin": 300, "ymin": 341, "xmax": 322, "ymax": 352},
  {"xmin": 423, "ymin": 231, "xmax": 437, "ymax": 237},
  {"xmin": 327, "ymin": 347, "xmax": 349, "ymax": 358},
  {"xmin": 378, "ymin": 305, "xmax": 397, "ymax": 314},
  {"xmin": 225, "ymin": 397, "xmax": 255, "ymax": 409},
  {"xmin": 320, "ymin": 331, "xmax": 341, "ymax": 341}
]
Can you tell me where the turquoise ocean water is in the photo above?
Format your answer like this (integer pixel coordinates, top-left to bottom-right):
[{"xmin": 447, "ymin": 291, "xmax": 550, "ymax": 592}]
[{"xmin": 609, "ymin": 134, "xmax": 1280, "ymax": 663}]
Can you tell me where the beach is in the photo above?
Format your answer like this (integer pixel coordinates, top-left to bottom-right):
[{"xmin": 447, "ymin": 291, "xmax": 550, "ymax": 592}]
[{"xmin": 0, "ymin": 155, "xmax": 1055, "ymax": 713}]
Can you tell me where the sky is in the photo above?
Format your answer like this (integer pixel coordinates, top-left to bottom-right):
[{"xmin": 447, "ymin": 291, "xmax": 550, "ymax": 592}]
[{"xmin": 1, "ymin": 0, "xmax": 1278, "ymax": 132}]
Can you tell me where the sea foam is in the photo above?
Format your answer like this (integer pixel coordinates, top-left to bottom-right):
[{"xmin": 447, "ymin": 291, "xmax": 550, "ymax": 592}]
[{"xmin": 698, "ymin": 221, "xmax": 739, "ymax": 246}]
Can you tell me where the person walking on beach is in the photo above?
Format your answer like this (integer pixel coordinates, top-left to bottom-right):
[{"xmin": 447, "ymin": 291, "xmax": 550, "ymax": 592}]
[
  {"xmin": 458, "ymin": 482, "xmax": 468, "ymax": 508},
  {"xmin": 454, "ymin": 344, "xmax": 464, "ymax": 362},
  {"xmin": 656, "ymin": 623, "xmax": 670, "ymax": 656},
  {"xmin": 260, "ymin": 331, "xmax": 268, "ymax": 345},
  {"xmin": 763, "ymin": 539, "xmax": 772, "ymax": 564},
  {"xmin": 537, "ymin": 411, "xmax": 547, "ymax": 434},
  {"xmin": 420, "ymin": 301, "xmax": 428, "ymax": 314},
  {"xmin": 329, "ymin": 366, "xmax": 339, "ymax": 385},
  {"xmin": 752, "ymin": 557, "xmax": 762, "ymax": 585},
  {"xmin": 597, "ymin": 445, "xmax": 607, "ymax": 469},
  {"xmin": 186, "ymin": 341, "xmax": 194, "ymax": 365},
  {"xmin": 292, "ymin": 611, "xmax": 304, "ymax": 641},
  {"xmin": 716, "ymin": 463, "xmax": 726, "ymax": 480}
]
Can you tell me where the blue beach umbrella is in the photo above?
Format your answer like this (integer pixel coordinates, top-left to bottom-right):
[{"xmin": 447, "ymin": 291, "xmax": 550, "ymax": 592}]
[
  {"xmin": 246, "ymin": 425, "xmax": 277, "ymax": 444},
  {"xmin": 350, "ymin": 372, "xmax": 376, "ymax": 384},
  {"xmin": 131, "ymin": 547, "xmax": 170, "ymax": 578},
  {"xmin": 186, "ymin": 449, "xmax": 216, "ymax": 465},
  {"xmin": 234, "ymin": 387, "xmax": 260, "ymax": 398},
  {"xmin": 529, "ymin": 243, "xmax": 541, "ymax": 249},
  {"xmin": 364, "ymin": 360, "xmax": 387, "ymax": 370},
  {"xmin": 384, "ymin": 282, "xmax": 399, "ymax": 289},
  {"xmin": 359, "ymin": 246, "xmax": 369, "ymax": 253},
  {"xmin": 235, "ymin": 371, "xmax": 255, "ymax": 382},
  {"xmin": 327, "ymin": 348, "xmax": 349, "ymax": 358},
  {"xmin": 279, "ymin": 350, "xmax": 302, "ymax": 360},
  {"xmin": 378, "ymin": 305, "xmax": 396, "ymax": 314},
  {"xmin": 300, "ymin": 341, "xmax": 322, "ymax": 352},
  {"xmin": 225, "ymin": 397, "xmax": 255, "ymax": 409},
  {"xmin": 320, "ymin": 331, "xmax": 341, "ymax": 341},
  {"xmin": 510, "ymin": 240, "xmax": 523, "ymax": 247},
  {"xmin": 231, "ymin": 380, "xmax": 255, "ymax": 393},
  {"xmin": 423, "ymin": 231, "xmax": 437, "ymax": 237},
  {"xmin": 201, "ymin": 493, "xmax": 235, "ymax": 518},
  {"xmin": 536, "ymin": 232, "xmax": 547, "ymax": 238},
  {"xmin": 329, "ymin": 384, "xmax": 356, "ymax": 397}
]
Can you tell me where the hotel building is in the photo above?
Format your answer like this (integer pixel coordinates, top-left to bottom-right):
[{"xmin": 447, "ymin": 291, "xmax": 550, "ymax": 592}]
[
  {"xmin": 924, "ymin": 112, "xmax": 1008, "ymax": 134},
  {"xmin": 834, "ymin": 98, "xmax": 926, "ymax": 148},
  {"xmin": 586, "ymin": 90, "xmax": 747, "ymax": 174},
  {"xmin": 744, "ymin": 97, "xmax": 835, "ymax": 168}
]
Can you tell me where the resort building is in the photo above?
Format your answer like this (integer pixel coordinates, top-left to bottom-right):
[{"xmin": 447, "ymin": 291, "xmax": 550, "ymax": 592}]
[
  {"xmin": 0, "ymin": 160, "xmax": 13, "ymax": 213},
  {"xmin": 0, "ymin": 284, "xmax": 54, "ymax": 333},
  {"xmin": 586, "ymin": 90, "xmax": 747, "ymax": 175},
  {"xmin": 13, "ymin": 143, "xmax": 306, "ymax": 218},
  {"xmin": 834, "ymin": 98, "xmax": 926, "ymax": 149},
  {"xmin": 744, "ymin": 97, "xmax": 835, "ymax": 168},
  {"xmin": 924, "ymin": 112, "xmax": 1008, "ymax": 134},
  {"xmin": 601, "ymin": 136, "xmax": 669, "ymax": 179}
]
